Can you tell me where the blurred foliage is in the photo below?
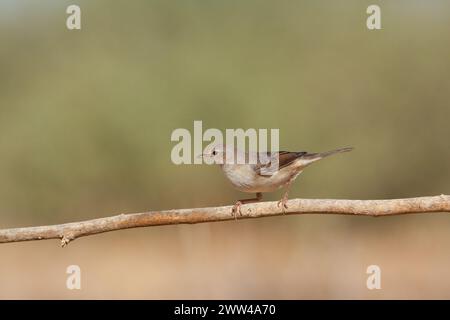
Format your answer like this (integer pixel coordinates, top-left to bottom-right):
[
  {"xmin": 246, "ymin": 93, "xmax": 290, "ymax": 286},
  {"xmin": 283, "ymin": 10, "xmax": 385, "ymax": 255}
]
[
  {"xmin": 1, "ymin": 0, "xmax": 450, "ymax": 300},
  {"xmin": 0, "ymin": 0, "xmax": 449, "ymax": 225}
]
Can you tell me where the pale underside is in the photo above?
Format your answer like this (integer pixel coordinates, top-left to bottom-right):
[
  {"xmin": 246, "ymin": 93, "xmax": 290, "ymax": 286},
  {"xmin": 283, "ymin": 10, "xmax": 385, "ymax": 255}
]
[{"xmin": 220, "ymin": 152, "xmax": 313, "ymax": 193}]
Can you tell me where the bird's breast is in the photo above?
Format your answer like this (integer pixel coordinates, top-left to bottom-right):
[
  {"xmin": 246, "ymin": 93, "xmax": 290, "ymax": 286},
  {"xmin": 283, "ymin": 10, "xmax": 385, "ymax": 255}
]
[
  {"xmin": 221, "ymin": 164, "xmax": 258, "ymax": 192},
  {"xmin": 221, "ymin": 164, "xmax": 302, "ymax": 193}
]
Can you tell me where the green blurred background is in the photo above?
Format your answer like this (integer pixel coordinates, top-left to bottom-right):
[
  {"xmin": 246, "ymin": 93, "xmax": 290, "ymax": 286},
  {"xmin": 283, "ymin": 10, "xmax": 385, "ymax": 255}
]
[{"xmin": 0, "ymin": 0, "xmax": 449, "ymax": 299}]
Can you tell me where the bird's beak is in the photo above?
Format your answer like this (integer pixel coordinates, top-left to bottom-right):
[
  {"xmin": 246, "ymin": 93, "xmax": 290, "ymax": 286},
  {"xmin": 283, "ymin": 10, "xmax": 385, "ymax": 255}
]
[{"xmin": 197, "ymin": 153, "xmax": 204, "ymax": 159}]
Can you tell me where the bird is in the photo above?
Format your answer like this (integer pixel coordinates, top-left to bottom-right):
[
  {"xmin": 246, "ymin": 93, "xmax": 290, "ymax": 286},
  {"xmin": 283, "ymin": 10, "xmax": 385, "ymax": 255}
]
[{"xmin": 201, "ymin": 144, "xmax": 353, "ymax": 217}]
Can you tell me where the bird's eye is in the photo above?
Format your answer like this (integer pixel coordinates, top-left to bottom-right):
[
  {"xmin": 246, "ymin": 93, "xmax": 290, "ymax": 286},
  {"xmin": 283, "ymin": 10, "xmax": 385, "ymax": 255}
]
[{"xmin": 212, "ymin": 150, "xmax": 217, "ymax": 156}]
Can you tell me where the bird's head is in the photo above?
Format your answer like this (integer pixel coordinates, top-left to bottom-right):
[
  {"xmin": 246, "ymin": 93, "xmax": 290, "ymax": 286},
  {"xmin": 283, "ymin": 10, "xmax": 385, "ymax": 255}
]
[{"xmin": 200, "ymin": 143, "xmax": 227, "ymax": 164}]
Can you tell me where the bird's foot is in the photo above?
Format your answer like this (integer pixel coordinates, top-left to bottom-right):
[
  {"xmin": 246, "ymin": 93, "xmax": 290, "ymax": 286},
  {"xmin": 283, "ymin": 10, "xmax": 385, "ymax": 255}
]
[
  {"xmin": 231, "ymin": 201, "xmax": 243, "ymax": 219},
  {"xmin": 277, "ymin": 197, "xmax": 289, "ymax": 213}
]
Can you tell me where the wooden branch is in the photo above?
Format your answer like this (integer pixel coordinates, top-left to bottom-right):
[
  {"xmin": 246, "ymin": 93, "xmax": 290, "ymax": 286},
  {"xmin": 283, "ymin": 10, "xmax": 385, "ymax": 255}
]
[{"xmin": 0, "ymin": 195, "xmax": 449, "ymax": 247}]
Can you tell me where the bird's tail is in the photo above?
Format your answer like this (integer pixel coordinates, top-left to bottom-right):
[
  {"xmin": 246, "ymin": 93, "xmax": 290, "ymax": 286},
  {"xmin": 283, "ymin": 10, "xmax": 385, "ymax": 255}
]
[{"xmin": 299, "ymin": 147, "xmax": 353, "ymax": 166}]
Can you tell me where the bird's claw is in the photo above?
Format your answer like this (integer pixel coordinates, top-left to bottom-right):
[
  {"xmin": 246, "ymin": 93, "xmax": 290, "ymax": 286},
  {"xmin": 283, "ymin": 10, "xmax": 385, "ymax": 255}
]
[
  {"xmin": 231, "ymin": 201, "xmax": 243, "ymax": 219},
  {"xmin": 277, "ymin": 197, "xmax": 288, "ymax": 213}
]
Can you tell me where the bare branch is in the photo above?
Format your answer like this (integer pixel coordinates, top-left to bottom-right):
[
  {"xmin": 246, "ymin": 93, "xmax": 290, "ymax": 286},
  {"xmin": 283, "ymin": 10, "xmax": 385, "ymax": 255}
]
[{"xmin": 1, "ymin": 195, "xmax": 449, "ymax": 247}]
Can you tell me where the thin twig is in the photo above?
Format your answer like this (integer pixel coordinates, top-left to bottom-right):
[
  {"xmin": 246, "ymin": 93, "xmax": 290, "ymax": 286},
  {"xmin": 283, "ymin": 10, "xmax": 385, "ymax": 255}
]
[{"xmin": 0, "ymin": 195, "xmax": 449, "ymax": 247}]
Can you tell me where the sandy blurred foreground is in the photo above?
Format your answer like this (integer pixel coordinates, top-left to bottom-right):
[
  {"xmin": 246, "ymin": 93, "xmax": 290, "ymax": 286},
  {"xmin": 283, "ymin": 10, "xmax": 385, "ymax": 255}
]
[
  {"xmin": 1, "ymin": 1, "xmax": 450, "ymax": 299},
  {"xmin": 2, "ymin": 213, "xmax": 450, "ymax": 299}
]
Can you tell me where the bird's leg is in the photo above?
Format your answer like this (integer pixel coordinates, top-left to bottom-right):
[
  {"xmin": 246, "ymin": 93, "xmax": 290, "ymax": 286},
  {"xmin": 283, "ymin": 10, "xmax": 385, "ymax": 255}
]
[
  {"xmin": 278, "ymin": 182, "xmax": 292, "ymax": 213},
  {"xmin": 232, "ymin": 192, "xmax": 263, "ymax": 219}
]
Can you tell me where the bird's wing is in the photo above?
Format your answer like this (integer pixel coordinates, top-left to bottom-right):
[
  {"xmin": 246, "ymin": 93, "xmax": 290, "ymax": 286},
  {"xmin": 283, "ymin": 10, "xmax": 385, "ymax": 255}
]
[{"xmin": 252, "ymin": 151, "xmax": 307, "ymax": 176}]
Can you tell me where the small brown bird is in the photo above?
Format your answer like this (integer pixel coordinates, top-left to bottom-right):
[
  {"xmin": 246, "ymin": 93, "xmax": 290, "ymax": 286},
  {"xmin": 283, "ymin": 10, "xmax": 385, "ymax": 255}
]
[{"xmin": 201, "ymin": 144, "xmax": 353, "ymax": 217}]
